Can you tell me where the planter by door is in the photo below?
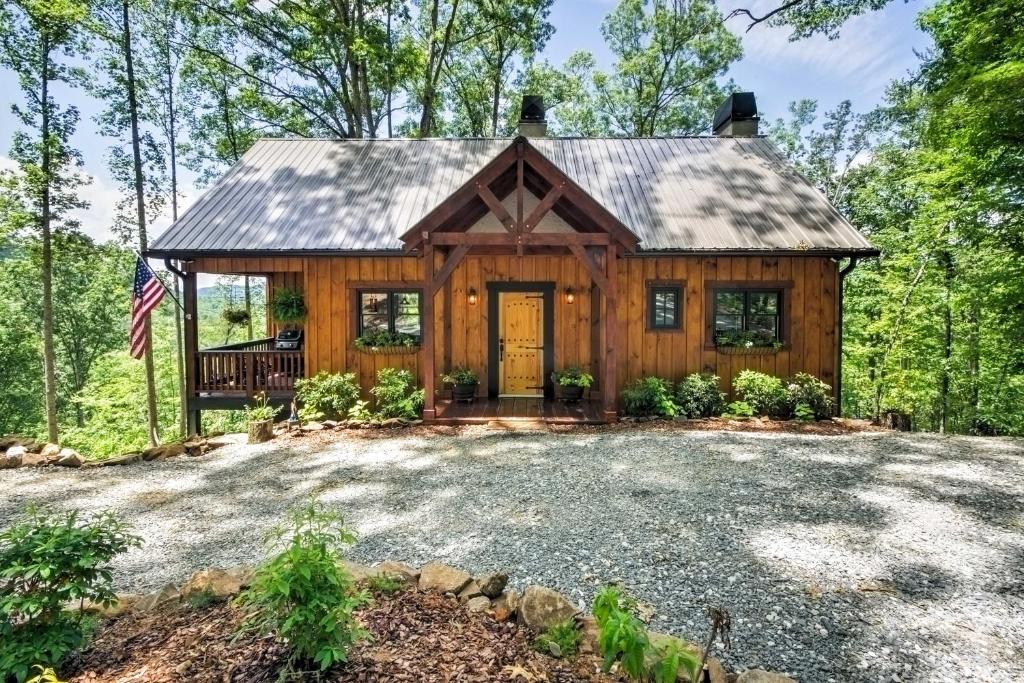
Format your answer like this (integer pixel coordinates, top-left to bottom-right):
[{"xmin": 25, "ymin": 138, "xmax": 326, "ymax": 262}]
[
  {"xmin": 247, "ymin": 419, "xmax": 274, "ymax": 444},
  {"xmin": 560, "ymin": 385, "xmax": 585, "ymax": 403},
  {"xmin": 451, "ymin": 383, "xmax": 478, "ymax": 403}
]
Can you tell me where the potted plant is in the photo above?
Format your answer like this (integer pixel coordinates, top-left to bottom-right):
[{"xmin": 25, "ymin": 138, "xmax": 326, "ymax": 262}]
[
  {"xmin": 271, "ymin": 287, "xmax": 306, "ymax": 327},
  {"xmin": 552, "ymin": 366, "xmax": 594, "ymax": 402},
  {"xmin": 441, "ymin": 366, "xmax": 479, "ymax": 403},
  {"xmin": 713, "ymin": 329, "xmax": 783, "ymax": 354},
  {"xmin": 244, "ymin": 392, "xmax": 281, "ymax": 444},
  {"xmin": 353, "ymin": 330, "xmax": 420, "ymax": 354}
]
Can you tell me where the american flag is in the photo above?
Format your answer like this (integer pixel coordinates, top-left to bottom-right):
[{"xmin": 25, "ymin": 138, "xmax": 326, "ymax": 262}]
[{"xmin": 130, "ymin": 257, "xmax": 165, "ymax": 359}]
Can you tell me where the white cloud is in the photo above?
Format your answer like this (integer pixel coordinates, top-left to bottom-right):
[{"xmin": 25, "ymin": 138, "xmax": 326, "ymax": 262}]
[{"xmin": 71, "ymin": 172, "xmax": 122, "ymax": 242}]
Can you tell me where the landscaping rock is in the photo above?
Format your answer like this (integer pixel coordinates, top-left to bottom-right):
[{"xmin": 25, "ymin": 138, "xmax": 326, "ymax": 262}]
[
  {"xmin": 2, "ymin": 445, "xmax": 25, "ymax": 468},
  {"xmin": 93, "ymin": 453, "xmax": 143, "ymax": 467},
  {"xmin": 518, "ymin": 585, "xmax": 578, "ymax": 631},
  {"xmin": 40, "ymin": 443, "xmax": 61, "ymax": 459},
  {"xmin": 301, "ymin": 422, "xmax": 324, "ymax": 432},
  {"xmin": 418, "ymin": 562, "xmax": 472, "ymax": 594},
  {"xmin": 492, "ymin": 589, "xmax": 519, "ymax": 622},
  {"xmin": 465, "ymin": 596, "xmax": 491, "ymax": 613},
  {"xmin": 375, "ymin": 560, "xmax": 419, "ymax": 583},
  {"xmin": 143, "ymin": 443, "xmax": 185, "ymax": 461},
  {"xmin": 134, "ymin": 583, "xmax": 181, "ymax": 611},
  {"xmin": 576, "ymin": 614, "xmax": 600, "ymax": 655},
  {"xmin": 380, "ymin": 418, "xmax": 406, "ymax": 429},
  {"xmin": 457, "ymin": 580, "xmax": 483, "ymax": 603},
  {"xmin": 56, "ymin": 448, "xmax": 83, "ymax": 468},
  {"xmin": 736, "ymin": 671, "xmax": 796, "ymax": 683},
  {"xmin": 340, "ymin": 559, "xmax": 379, "ymax": 582},
  {"xmin": 77, "ymin": 593, "xmax": 139, "ymax": 619},
  {"xmin": 181, "ymin": 567, "xmax": 247, "ymax": 599},
  {"xmin": 321, "ymin": 420, "xmax": 339, "ymax": 430},
  {"xmin": 22, "ymin": 450, "xmax": 48, "ymax": 467},
  {"xmin": 476, "ymin": 571, "xmax": 508, "ymax": 598}
]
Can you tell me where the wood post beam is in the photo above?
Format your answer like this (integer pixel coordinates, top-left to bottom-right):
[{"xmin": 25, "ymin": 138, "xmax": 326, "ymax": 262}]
[
  {"xmin": 182, "ymin": 268, "xmax": 201, "ymax": 436},
  {"xmin": 602, "ymin": 244, "xmax": 618, "ymax": 421},
  {"xmin": 476, "ymin": 183, "xmax": 516, "ymax": 233},
  {"xmin": 522, "ymin": 184, "xmax": 564, "ymax": 233},
  {"xmin": 430, "ymin": 244, "xmax": 470, "ymax": 295},
  {"xmin": 422, "ymin": 243, "xmax": 436, "ymax": 421},
  {"xmin": 569, "ymin": 244, "xmax": 611, "ymax": 294},
  {"xmin": 430, "ymin": 232, "xmax": 610, "ymax": 246}
]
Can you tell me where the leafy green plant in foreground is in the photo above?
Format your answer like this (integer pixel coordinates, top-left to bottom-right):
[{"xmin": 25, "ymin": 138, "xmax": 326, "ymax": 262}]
[
  {"xmin": 0, "ymin": 507, "xmax": 141, "ymax": 682},
  {"xmin": 295, "ymin": 371, "xmax": 361, "ymax": 421},
  {"xmin": 370, "ymin": 368, "xmax": 425, "ymax": 419},
  {"xmin": 533, "ymin": 619, "xmax": 582, "ymax": 658},
  {"xmin": 236, "ymin": 500, "xmax": 370, "ymax": 673}
]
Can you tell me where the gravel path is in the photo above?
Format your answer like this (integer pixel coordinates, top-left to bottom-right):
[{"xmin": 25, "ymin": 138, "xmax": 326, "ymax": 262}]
[{"xmin": 3, "ymin": 426, "xmax": 1023, "ymax": 682}]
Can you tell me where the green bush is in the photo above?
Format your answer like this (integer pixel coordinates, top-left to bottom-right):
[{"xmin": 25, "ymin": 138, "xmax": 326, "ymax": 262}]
[
  {"xmin": 440, "ymin": 366, "xmax": 478, "ymax": 386},
  {"xmin": 674, "ymin": 374, "xmax": 725, "ymax": 418},
  {"xmin": 786, "ymin": 373, "xmax": 833, "ymax": 419},
  {"xmin": 794, "ymin": 403, "xmax": 816, "ymax": 421},
  {"xmin": 370, "ymin": 368, "xmax": 425, "ymax": 419},
  {"xmin": 0, "ymin": 507, "xmax": 141, "ymax": 682},
  {"xmin": 271, "ymin": 287, "xmax": 306, "ymax": 324},
  {"xmin": 237, "ymin": 500, "xmax": 371, "ymax": 673},
  {"xmin": 723, "ymin": 400, "xmax": 755, "ymax": 418},
  {"xmin": 552, "ymin": 366, "xmax": 594, "ymax": 388},
  {"xmin": 732, "ymin": 370, "xmax": 791, "ymax": 417},
  {"xmin": 295, "ymin": 371, "xmax": 361, "ymax": 421},
  {"xmin": 532, "ymin": 619, "xmax": 582, "ymax": 658},
  {"xmin": 621, "ymin": 377, "xmax": 677, "ymax": 417}
]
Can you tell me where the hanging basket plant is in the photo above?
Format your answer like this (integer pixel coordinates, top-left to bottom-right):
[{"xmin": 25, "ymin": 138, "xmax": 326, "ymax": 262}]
[
  {"xmin": 271, "ymin": 287, "xmax": 307, "ymax": 325},
  {"xmin": 221, "ymin": 306, "xmax": 251, "ymax": 326}
]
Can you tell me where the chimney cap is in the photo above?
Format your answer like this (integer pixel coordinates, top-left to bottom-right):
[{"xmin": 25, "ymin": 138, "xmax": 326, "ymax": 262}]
[
  {"xmin": 520, "ymin": 95, "xmax": 546, "ymax": 122},
  {"xmin": 712, "ymin": 92, "xmax": 758, "ymax": 135}
]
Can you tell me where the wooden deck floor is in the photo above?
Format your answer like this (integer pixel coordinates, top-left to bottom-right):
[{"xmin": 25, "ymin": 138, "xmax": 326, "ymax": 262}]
[{"xmin": 433, "ymin": 398, "xmax": 605, "ymax": 424}]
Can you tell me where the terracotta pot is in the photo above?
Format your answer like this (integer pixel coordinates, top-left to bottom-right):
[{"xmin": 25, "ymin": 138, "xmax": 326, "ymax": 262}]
[
  {"xmin": 247, "ymin": 419, "xmax": 274, "ymax": 444},
  {"xmin": 451, "ymin": 383, "xmax": 478, "ymax": 402}
]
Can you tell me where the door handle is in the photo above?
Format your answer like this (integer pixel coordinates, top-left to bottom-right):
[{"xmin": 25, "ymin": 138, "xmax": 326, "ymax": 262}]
[{"xmin": 499, "ymin": 338, "xmax": 504, "ymax": 361}]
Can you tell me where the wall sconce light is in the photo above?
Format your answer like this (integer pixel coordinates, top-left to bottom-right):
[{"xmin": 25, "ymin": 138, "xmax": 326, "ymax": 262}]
[
  {"xmin": 565, "ymin": 287, "xmax": 575, "ymax": 304},
  {"xmin": 468, "ymin": 288, "xmax": 478, "ymax": 305}
]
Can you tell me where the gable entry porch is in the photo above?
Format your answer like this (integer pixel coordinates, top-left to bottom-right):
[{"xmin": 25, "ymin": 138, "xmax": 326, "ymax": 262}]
[{"xmin": 402, "ymin": 137, "xmax": 639, "ymax": 424}]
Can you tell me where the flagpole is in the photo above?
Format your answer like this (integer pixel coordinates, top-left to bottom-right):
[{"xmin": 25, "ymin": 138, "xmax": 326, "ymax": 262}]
[{"xmin": 135, "ymin": 249, "xmax": 185, "ymax": 313}]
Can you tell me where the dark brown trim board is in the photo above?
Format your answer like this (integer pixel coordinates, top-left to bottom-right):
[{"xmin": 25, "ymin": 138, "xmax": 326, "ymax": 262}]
[{"xmin": 645, "ymin": 279, "xmax": 686, "ymax": 332}]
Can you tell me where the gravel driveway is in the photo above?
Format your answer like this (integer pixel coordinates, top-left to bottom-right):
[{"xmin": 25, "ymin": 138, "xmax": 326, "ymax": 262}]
[{"xmin": 2, "ymin": 426, "xmax": 1022, "ymax": 682}]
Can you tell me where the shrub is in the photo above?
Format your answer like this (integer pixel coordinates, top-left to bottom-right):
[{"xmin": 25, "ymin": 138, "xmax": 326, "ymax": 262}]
[
  {"xmin": 440, "ymin": 366, "xmax": 478, "ymax": 385},
  {"xmin": 786, "ymin": 373, "xmax": 833, "ymax": 420},
  {"xmin": 723, "ymin": 400, "xmax": 755, "ymax": 418},
  {"xmin": 0, "ymin": 507, "xmax": 141, "ymax": 682},
  {"xmin": 366, "ymin": 575, "xmax": 405, "ymax": 595},
  {"xmin": 532, "ymin": 619, "xmax": 582, "ymax": 659},
  {"xmin": 733, "ymin": 370, "xmax": 791, "ymax": 417},
  {"xmin": 271, "ymin": 287, "xmax": 306, "ymax": 324},
  {"xmin": 592, "ymin": 586, "xmax": 649, "ymax": 678},
  {"xmin": 370, "ymin": 368, "xmax": 425, "ymax": 419},
  {"xmin": 237, "ymin": 500, "xmax": 371, "ymax": 673},
  {"xmin": 552, "ymin": 366, "xmax": 594, "ymax": 388},
  {"xmin": 295, "ymin": 371, "xmax": 361, "ymax": 421},
  {"xmin": 353, "ymin": 330, "xmax": 417, "ymax": 350},
  {"xmin": 674, "ymin": 374, "xmax": 725, "ymax": 418},
  {"xmin": 793, "ymin": 403, "xmax": 816, "ymax": 421},
  {"xmin": 651, "ymin": 637, "xmax": 700, "ymax": 683},
  {"xmin": 243, "ymin": 391, "xmax": 281, "ymax": 423},
  {"xmin": 621, "ymin": 377, "xmax": 677, "ymax": 417}
]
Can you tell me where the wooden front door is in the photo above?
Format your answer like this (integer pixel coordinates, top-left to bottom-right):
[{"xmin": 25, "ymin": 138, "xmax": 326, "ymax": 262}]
[{"xmin": 498, "ymin": 291, "xmax": 544, "ymax": 396}]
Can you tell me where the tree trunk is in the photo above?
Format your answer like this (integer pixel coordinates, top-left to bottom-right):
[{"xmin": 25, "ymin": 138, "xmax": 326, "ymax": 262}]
[
  {"xmin": 165, "ymin": 30, "xmax": 186, "ymax": 439},
  {"xmin": 122, "ymin": 0, "xmax": 161, "ymax": 446},
  {"xmin": 386, "ymin": 0, "xmax": 393, "ymax": 138},
  {"xmin": 40, "ymin": 32, "xmax": 60, "ymax": 444},
  {"xmin": 939, "ymin": 247, "xmax": 954, "ymax": 435}
]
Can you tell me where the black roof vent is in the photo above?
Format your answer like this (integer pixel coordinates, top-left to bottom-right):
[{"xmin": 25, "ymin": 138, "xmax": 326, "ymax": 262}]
[
  {"xmin": 520, "ymin": 95, "xmax": 546, "ymax": 122},
  {"xmin": 712, "ymin": 92, "xmax": 759, "ymax": 136}
]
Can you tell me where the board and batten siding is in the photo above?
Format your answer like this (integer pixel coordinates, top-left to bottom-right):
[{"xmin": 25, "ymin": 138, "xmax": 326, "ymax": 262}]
[{"xmin": 189, "ymin": 254, "xmax": 838, "ymax": 402}]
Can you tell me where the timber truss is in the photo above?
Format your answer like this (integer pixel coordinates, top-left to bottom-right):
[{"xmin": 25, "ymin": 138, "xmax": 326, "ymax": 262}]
[{"xmin": 400, "ymin": 136, "xmax": 639, "ymax": 422}]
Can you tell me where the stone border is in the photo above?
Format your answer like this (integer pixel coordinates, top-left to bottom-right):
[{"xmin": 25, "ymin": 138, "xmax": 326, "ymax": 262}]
[
  {"xmin": 0, "ymin": 434, "xmax": 229, "ymax": 471},
  {"xmin": 81, "ymin": 560, "xmax": 795, "ymax": 683}
]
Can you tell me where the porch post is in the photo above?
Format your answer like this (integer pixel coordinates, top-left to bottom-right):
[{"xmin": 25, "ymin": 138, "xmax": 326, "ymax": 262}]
[
  {"xmin": 182, "ymin": 267, "xmax": 200, "ymax": 435},
  {"xmin": 422, "ymin": 242, "xmax": 437, "ymax": 421},
  {"xmin": 602, "ymin": 245, "xmax": 618, "ymax": 422}
]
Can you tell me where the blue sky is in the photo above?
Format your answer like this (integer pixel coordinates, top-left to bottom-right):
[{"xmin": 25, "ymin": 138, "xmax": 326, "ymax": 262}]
[{"xmin": 0, "ymin": 0, "xmax": 931, "ymax": 244}]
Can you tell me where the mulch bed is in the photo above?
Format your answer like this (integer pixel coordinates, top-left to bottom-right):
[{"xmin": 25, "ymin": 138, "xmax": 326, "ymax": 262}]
[{"xmin": 66, "ymin": 589, "xmax": 619, "ymax": 682}]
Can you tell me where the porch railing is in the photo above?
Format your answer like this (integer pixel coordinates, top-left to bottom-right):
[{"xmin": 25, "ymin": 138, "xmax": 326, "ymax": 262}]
[{"xmin": 195, "ymin": 337, "xmax": 304, "ymax": 396}]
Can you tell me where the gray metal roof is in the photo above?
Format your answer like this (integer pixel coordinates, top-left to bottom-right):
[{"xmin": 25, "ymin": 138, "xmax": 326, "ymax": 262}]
[{"xmin": 150, "ymin": 137, "xmax": 876, "ymax": 255}]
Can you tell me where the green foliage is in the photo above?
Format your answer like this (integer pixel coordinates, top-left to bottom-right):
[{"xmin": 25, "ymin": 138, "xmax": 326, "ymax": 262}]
[
  {"xmin": 532, "ymin": 619, "xmax": 582, "ymax": 659},
  {"xmin": 793, "ymin": 403, "xmax": 816, "ymax": 422},
  {"xmin": 650, "ymin": 637, "xmax": 701, "ymax": 683},
  {"xmin": 440, "ymin": 366, "xmax": 479, "ymax": 386},
  {"xmin": 723, "ymin": 400, "xmax": 754, "ymax": 418},
  {"xmin": 353, "ymin": 330, "xmax": 418, "ymax": 350},
  {"xmin": 674, "ymin": 374, "xmax": 725, "ymax": 418},
  {"xmin": 366, "ymin": 574, "xmax": 405, "ymax": 595},
  {"xmin": 713, "ymin": 329, "xmax": 783, "ymax": 349},
  {"xmin": 237, "ymin": 500, "xmax": 371, "ymax": 673},
  {"xmin": 369, "ymin": 368, "xmax": 424, "ymax": 420},
  {"xmin": 0, "ymin": 507, "xmax": 141, "ymax": 682},
  {"xmin": 786, "ymin": 373, "xmax": 833, "ymax": 420},
  {"xmin": 186, "ymin": 589, "xmax": 221, "ymax": 609},
  {"xmin": 243, "ymin": 392, "xmax": 281, "ymax": 423},
  {"xmin": 552, "ymin": 366, "xmax": 594, "ymax": 388},
  {"xmin": 294, "ymin": 371, "xmax": 361, "ymax": 421},
  {"xmin": 347, "ymin": 400, "xmax": 372, "ymax": 422},
  {"xmin": 270, "ymin": 287, "xmax": 306, "ymax": 324},
  {"xmin": 733, "ymin": 370, "xmax": 791, "ymax": 418},
  {"xmin": 592, "ymin": 586, "xmax": 649, "ymax": 678},
  {"xmin": 26, "ymin": 666, "xmax": 67, "ymax": 683},
  {"xmin": 621, "ymin": 377, "xmax": 677, "ymax": 417}
]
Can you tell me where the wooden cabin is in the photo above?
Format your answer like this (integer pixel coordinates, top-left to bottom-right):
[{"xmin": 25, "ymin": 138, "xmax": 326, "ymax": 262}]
[{"xmin": 147, "ymin": 95, "xmax": 877, "ymax": 432}]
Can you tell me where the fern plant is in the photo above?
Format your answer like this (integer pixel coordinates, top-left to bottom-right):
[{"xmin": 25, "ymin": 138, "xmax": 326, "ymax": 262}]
[{"xmin": 271, "ymin": 287, "xmax": 306, "ymax": 324}]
